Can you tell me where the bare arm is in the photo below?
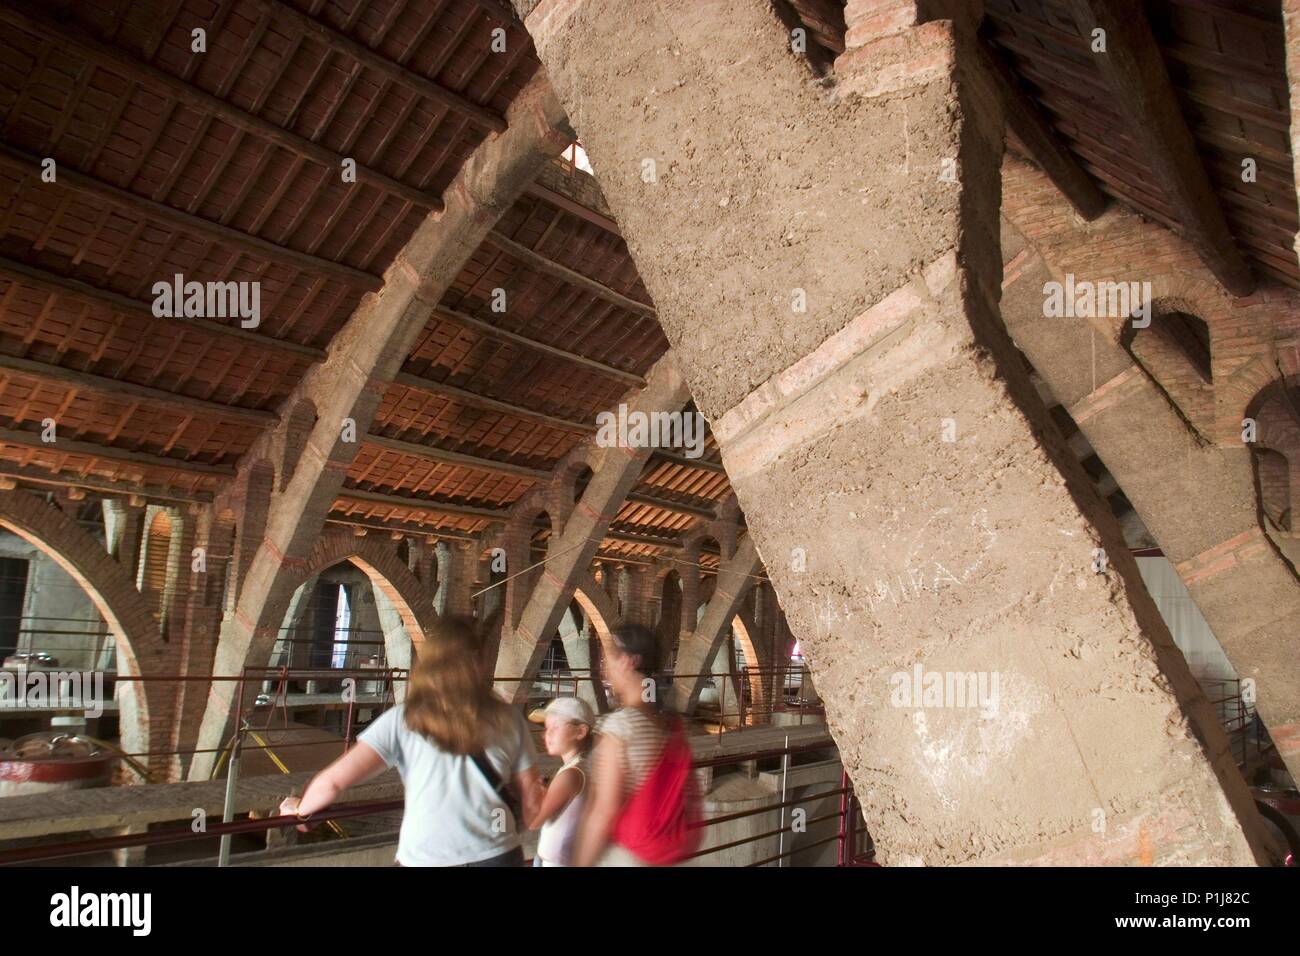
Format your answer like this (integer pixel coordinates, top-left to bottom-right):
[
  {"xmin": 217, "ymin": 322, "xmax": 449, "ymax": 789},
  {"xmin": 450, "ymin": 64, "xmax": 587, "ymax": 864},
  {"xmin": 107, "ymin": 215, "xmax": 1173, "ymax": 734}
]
[
  {"xmin": 573, "ymin": 734, "xmax": 625, "ymax": 867},
  {"xmin": 526, "ymin": 765, "xmax": 582, "ymax": 831},
  {"xmin": 279, "ymin": 742, "xmax": 387, "ymax": 828},
  {"xmin": 513, "ymin": 765, "xmax": 543, "ymax": 826}
]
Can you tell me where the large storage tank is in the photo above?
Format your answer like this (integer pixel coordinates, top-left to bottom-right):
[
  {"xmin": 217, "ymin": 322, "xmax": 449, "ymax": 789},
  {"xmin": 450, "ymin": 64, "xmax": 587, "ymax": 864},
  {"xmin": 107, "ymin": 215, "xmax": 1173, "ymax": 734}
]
[{"xmin": 0, "ymin": 733, "xmax": 116, "ymax": 798}]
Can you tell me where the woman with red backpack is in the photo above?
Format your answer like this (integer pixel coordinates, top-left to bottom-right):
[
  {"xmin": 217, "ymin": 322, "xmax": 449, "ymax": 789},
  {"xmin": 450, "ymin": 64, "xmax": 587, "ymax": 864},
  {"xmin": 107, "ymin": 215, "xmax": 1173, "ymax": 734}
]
[{"xmin": 573, "ymin": 623, "xmax": 699, "ymax": 867}]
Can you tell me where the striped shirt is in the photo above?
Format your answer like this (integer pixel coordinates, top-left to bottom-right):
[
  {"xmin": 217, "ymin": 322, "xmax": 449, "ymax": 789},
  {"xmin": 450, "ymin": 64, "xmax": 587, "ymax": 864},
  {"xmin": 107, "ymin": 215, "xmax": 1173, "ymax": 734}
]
[{"xmin": 597, "ymin": 707, "xmax": 668, "ymax": 798}]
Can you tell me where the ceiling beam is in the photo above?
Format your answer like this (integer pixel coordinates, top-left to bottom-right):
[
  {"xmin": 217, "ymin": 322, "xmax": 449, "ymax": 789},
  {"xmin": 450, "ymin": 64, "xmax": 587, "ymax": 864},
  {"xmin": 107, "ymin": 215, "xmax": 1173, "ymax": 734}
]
[
  {"xmin": 434, "ymin": 305, "xmax": 645, "ymax": 386},
  {"xmin": 525, "ymin": 181, "xmax": 622, "ymax": 236},
  {"xmin": 481, "ymin": 230, "xmax": 657, "ymax": 319},
  {"xmin": 334, "ymin": 486, "xmax": 508, "ymax": 522},
  {"xmin": 603, "ymin": 528, "xmax": 684, "ymax": 550},
  {"xmin": 0, "ymin": 145, "xmax": 381, "ymax": 292},
  {"xmin": 789, "ymin": 0, "xmax": 847, "ymax": 53},
  {"xmin": 0, "ymin": 462, "xmax": 210, "ymax": 504},
  {"xmin": 364, "ymin": 432, "xmax": 550, "ymax": 481},
  {"xmin": 625, "ymin": 490, "xmax": 717, "ymax": 521},
  {"xmin": 390, "ymin": 371, "xmax": 595, "ymax": 435},
  {"xmin": 0, "ymin": 353, "xmax": 278, "ymax": 428},
  {"xmin": 0, "ymin": 257, "xmax": 326, "ymax": 362},
  {"xmin": 254, "ymin": 0, "xmax": 506, "ymax": 134},
  {"xmin": 0, "ymin": 3, "xmax": 441, "ymax": 216},
  {"xmin": 0, "ymin": 427, "xmax": 234, "ymax": 476},
  {"xmin": 1064, "ymin": 0, "xmax": 1253, "ymax": 295},
  {"xmin": 324, "ymin": 514, "xmax": 479, "ymax": 542},
  {"xmin": 650, "ymin": 450, "xmax": 727, "ymax": 474},
  {"xmin": 591, "ymin": 550, "xmax": 657, "ymax": 567},
  {"xmin": 978, "ymin": 36, "xmax": 1106, "ymax": 220}
]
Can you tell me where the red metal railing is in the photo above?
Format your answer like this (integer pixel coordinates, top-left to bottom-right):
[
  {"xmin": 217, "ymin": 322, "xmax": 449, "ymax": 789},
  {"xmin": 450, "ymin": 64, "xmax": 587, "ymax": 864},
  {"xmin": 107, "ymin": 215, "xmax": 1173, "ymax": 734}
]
[
  {"xmin": 0, "ymin": 659, "xmax": 866, "ymax": 867},
  {"xmin": 0, "ymin": 738, "xmax": 870, "ymax": 867}
]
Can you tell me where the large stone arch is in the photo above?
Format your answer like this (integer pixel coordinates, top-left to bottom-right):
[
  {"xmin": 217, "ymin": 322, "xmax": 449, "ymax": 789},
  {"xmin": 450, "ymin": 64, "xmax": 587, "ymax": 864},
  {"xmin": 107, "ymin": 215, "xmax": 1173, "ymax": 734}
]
[
  {"xmin": 0, "ymin": 489, "xmax": 162, "ymax": 778},
  {"xmin": 276, "ymin": 528, "xmax": 442, "ymax": 669}
]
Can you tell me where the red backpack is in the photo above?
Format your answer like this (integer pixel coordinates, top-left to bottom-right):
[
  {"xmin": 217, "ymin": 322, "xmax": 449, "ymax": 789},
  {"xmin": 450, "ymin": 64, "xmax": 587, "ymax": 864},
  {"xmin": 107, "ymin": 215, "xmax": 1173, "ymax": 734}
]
[{"xmin": 612, "ymin": 717, "xmax": 700, "ymax": 865}]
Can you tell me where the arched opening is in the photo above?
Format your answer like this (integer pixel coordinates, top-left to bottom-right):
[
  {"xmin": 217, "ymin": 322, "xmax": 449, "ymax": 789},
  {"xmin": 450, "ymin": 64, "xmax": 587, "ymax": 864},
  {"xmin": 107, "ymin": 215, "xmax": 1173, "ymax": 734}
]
[
  {"xmin": 730, "ymin": 614, "xmax": 766, "ymax": 725},
  {"xmin": 572, "ymin": 465, "xmax": 593, "ymax": 503},
  {"xmin": 1121, "ymin": 307, "xmax": 1214, "ymax": 433},
  {"xmin": 1246, "ymin": 378, "xmax": 1300, "ymax": 569},
  {"xmin": 0, "ymin": 507, "xmax": 156, "ymax": 784},
  {"xmin": 0, "ymin": 530, "xmax": 114, "ymax": 674},
  {"xmin": 572, "ymin": 585, "xmax": 614, "ymax": 713},
  {"xmin": 529, "ymin": 510, "xmax": 551, "ymax": 582},
  {"xmin": 266, "ymin": 554, "xmax": 421, "ymax": 741},
  {"xmin": 536, "ymin": 598, "xmax": 608, "ymax": 713}
]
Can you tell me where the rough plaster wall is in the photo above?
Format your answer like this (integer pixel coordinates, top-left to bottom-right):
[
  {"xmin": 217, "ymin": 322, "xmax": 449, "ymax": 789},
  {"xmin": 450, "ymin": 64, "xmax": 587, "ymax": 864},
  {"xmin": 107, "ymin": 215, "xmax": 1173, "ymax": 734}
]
[
  {"xmin": 519, "ymin": 0, "xmax": 1271, "ymax": 864},
  {"xmin": 521, "ymin": 0, "xmax": 960, "ymax": 419}
]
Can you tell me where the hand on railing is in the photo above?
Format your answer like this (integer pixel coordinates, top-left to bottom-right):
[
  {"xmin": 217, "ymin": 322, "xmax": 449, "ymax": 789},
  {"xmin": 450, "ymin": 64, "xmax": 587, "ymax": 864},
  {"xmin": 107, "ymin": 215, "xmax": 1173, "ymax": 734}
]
[{"xmin": 277, "ymin": 794, "xmax": 317, "ymax": 833}]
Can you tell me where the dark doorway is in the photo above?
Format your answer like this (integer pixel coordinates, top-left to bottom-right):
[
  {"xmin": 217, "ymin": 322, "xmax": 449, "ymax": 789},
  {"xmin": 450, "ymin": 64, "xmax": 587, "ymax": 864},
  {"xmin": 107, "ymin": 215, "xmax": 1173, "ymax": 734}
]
[{"xmin": 0, "ymin": 557, "xmax": 28, "ymax": 661}]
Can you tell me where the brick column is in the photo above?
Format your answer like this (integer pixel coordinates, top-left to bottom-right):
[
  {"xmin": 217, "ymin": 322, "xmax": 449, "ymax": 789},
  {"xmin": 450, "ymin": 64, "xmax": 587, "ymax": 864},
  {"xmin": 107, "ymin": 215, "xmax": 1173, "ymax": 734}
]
[
  {"xmin": 516, "ymin": 0, "xmax": 1270, "ymax": 863},
  {"xmin": 442, "ymin": 541, "xmax": 478, "ymax": 620},
  {"xmin": 145, "ymin": 505, "xmax": 230, "ymax": 782},
  {"xmin": 621, "ymin": 566, "xmax": 656, "ymax": 628}
]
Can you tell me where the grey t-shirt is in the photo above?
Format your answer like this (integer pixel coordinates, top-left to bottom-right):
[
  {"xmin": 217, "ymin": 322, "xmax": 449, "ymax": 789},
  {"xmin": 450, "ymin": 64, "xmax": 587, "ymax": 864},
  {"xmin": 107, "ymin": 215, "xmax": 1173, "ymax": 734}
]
[{"xmin": 359, "ymin": 704, "xmax": 536, "ymax": 866}]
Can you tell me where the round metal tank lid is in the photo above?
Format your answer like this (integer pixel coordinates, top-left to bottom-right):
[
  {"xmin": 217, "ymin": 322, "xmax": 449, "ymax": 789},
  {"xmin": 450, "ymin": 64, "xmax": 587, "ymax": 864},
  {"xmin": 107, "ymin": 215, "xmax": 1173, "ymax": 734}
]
[{"xmin": 0, "ymin": 733, "xmax": 116, "ymax": 783}]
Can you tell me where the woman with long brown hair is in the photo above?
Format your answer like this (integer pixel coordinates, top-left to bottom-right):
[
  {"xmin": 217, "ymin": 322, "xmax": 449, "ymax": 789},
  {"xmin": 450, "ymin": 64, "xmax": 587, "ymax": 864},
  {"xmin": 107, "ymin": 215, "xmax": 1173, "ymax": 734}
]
[{"xmin": 279, "ymin": 617, "xmax": 541, "ymax": 866}]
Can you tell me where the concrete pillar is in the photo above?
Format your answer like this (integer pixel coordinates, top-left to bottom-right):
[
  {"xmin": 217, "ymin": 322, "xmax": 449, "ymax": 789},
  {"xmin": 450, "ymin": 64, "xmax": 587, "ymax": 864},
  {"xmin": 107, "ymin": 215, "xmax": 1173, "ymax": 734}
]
[
  {"xmin": 102, "ymin": 498, "xmax": 145, "ymax": 578},
  {"xmin": 278, "ymin": 574, "xmax": 319, "ymax": 669},
  {"xmin": 434, "ymin": 541, "xmax": 472, "ymax": 621},
  {"xmin": 373, "ymin": 586, "xmax": 411, "ymax": 703},
  {"xmin": 517, "ymin": 0, "xmax": 1271, "ymax": 864},
  {"xmin": 500, "ymin": 518, "xmax": 536, "ymax": 632},
  {"xmin": 557, "ymin": 604, "xmax": 603, "ymax": 712},
  {"xmin": 622, "ymin": 566, "xmax": 656, "ymax": 628}
]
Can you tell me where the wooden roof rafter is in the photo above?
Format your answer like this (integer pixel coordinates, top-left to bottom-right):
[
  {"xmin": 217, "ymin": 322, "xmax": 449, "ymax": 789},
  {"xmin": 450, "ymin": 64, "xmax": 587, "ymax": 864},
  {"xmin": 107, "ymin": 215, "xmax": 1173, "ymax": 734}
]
[
  {"xmin": 0, "ymin": 2, "xmax": 448, "ymax": 215},
  {"xmin": 1062, "ymin": 0, "xmax": 1253, "ymax": 295}
]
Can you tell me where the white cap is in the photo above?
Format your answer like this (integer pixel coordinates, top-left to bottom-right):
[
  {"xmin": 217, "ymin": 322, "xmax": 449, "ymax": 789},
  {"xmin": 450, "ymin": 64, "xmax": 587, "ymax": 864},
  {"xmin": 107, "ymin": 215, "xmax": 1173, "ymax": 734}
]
[{"xmin": 545, "ymin": 696, "xmax": 595, "ymax": 727}]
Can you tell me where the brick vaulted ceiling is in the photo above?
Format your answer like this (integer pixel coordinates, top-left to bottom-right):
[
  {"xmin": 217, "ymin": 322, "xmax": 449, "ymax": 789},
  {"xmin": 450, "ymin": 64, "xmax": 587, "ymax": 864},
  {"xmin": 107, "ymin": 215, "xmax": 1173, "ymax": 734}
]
[{"xmin": 0, "ymin": 0, "xmax": 734, "ymax": 571}]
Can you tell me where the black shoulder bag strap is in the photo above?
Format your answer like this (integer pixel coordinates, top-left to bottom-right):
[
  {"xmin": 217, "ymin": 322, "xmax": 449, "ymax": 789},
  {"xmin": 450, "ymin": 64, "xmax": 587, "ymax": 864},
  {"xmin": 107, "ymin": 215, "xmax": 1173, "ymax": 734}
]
[{"xmin": 470, "ymin": 751, "xmax": 521, "ymax": 821}]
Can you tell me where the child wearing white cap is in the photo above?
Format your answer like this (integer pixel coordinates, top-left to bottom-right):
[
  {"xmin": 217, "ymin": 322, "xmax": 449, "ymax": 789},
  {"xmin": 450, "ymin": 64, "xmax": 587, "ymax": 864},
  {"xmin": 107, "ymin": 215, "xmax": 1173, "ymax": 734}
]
[{"xmin": 528, "ymin": 696, "xmax": 595, "ymax": 867}]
